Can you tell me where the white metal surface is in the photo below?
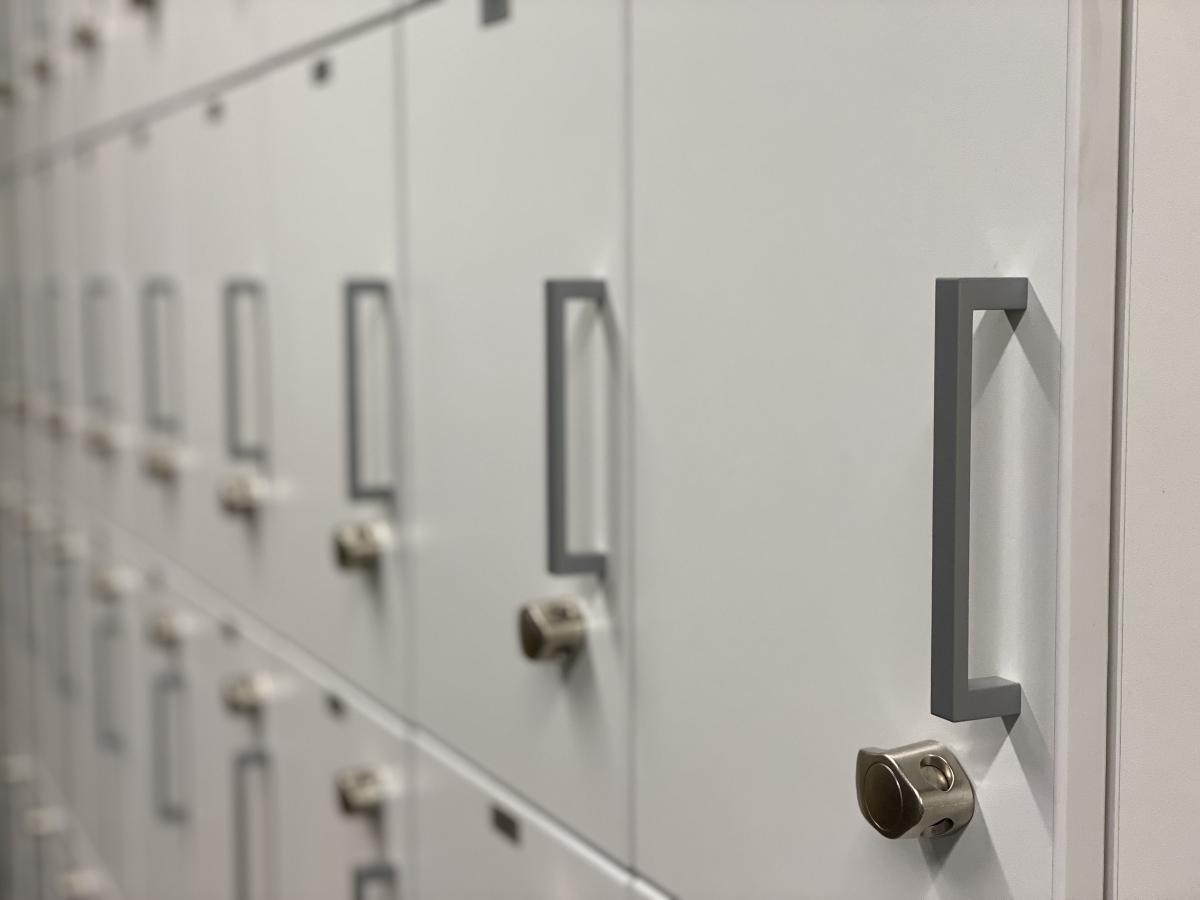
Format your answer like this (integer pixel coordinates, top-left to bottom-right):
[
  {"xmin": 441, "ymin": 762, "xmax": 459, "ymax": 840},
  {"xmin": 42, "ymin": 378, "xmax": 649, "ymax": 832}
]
[
  {"xmin": 411, "ymin": 736, "xmax": 631, "ymax": 900},
  {"xmin": 404, "ymin": 0, "xmax": 631, "ymax": 859},
  {"xmin": 629, "ymin": 3, "xmax": 1066, "ymax": 897}
]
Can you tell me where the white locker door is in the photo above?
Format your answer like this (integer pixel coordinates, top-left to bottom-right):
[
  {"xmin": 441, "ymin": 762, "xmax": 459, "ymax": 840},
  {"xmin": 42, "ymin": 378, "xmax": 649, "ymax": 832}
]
[
  {"xmin": 411, "ymin": 739, "xmax": 632, "ymax": 900},
  {"xmin": 88, "ymin": 532, "xmax": 149, "ymax": 900},
  {"xmin": 124, "ymin": 117, "xmax": 194, "ymax": 559},
  {"xmin": 273, "ymin": 679, "xmax": 407, "ymax": 900},
  {"xmin": 260, "ymin": 28, "xmax": 406, "ymax": 713},
  {"xmin": 172, "ymin": 82, "xmax": 276, "ymax": 614},
  {"xmin": 75, "ymin": 140, "xmax": 135, "ymax": 531},
  {"xmin": 139, "ymin": 574, "xmax": 229, "ymax": 900},
  {"xmin": 30, "ymin": 517, "xmax": 72, "ymax": 816},
  {"xmin": 405, "ymin": 0, "xmax": 629, "ymax": 857},
  {"xmin": 631, "ymin": 4, "xmax": 1067, "ymax": 898},
  {"xmin": 265, "ymin": 0, "xmax": 398, "ymax": 61}
]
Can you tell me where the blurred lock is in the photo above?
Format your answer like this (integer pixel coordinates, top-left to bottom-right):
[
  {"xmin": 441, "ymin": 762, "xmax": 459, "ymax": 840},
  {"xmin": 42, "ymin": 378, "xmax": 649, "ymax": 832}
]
[{"xmin": 518, "ymin": 597, "xmax": 587, "ymax": 661}]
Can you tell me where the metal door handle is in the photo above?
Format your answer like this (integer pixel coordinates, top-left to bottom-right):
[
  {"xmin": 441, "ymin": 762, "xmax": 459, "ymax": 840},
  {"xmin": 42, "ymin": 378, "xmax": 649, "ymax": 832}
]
[
  {"xmin": 151, "ymin": 670, "xmax": 188, "ymax": 824},
  {"xmin": 81, "ymin": 278, "xmax": 116, "ymax": 427},
  {"xmin": 92, "ymin": 616, "xmax": 122, "ymax": 751},
  {"xmin": 232, "ymin": 749, "xmax": 273, "ymax": 900},
  {"xmin": 344, "ymin": 281, "xmax": 396, "ymax": 501},
  {"xmin": 544, "ymin": 279, "xmax": 607, "ymax": 577},
  {"xmin": 353, "ymin": 863, "xmax": 397, "ymax": 900},
  {"xmin": 223, "ymin": 280, "xmax": 270, "ymax": 464},
  {"xmin": 931, "ymin": 277, "xmax": 1027, "ymax": 722},
  {"xmin": 141, "ymin": 277, "xmax": 183, "ymax": 436}
]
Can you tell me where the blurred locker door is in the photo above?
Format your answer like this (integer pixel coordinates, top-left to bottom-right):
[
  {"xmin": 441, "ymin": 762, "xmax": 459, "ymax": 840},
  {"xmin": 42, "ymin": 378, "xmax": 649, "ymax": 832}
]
[
  {"xmin": 258, "ymin": 26, "xmax": 407, "ymax": 714},
  {"xmin": 411, "ymin": 739, "xmax": 632, "ymax": 900},
  {"xmin": 272, "ymin": 676, "xmax": 407, "ymax": 900},
  {"xmin": 630, "ymin": 3, "xmax": 1072, "ymax": 897},
  {"xmin": 74, "ymin": 139, "xmax": 134, "ymax": 532},
  {"xmin": 405, "ymin": 0, "xmax": 630, "ymax": 860},
  {"xmin": 171, "ymin": 81, "xmax": 277, "ymax": 617},
  {"xmin": 87, "ymin": 529, "xmax": 150, "ymax": 900}
]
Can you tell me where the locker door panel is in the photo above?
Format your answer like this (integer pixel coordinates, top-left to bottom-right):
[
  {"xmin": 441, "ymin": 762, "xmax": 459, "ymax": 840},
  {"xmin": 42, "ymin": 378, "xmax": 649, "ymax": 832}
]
[
  {"xmin": 630, "ymin": 3, "xmax": 1065, "ymax": 897},
  {"xmin": 265, "ymin": 0, "xmax": 398, "ymax": 61},
  {"xmin": 406, "ymin": 0, "xmax": 630, "ymax": 857},
  {"xmin": 274, "ymin": 680, "xmax": 407, "ymax": 900},
  {"xmin": 259, "ymin": 28, "xmax": 406, "ymax": 713},
  {"xmin": 411, "ymin": 740, "xmax": 631, "ymax": 900},
  {"xmin": 172, "ymin": 81, "xmax": 276, "ymax": 616},
  {"xmin": 88, "ymin": 531, "xmax": 150, "ymax": 900}
]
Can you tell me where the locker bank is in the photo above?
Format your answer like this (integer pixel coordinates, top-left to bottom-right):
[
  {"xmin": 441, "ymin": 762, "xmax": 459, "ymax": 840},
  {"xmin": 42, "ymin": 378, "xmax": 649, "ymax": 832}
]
[{"xmin": 0, "ymin": 0, "xmax": 1193, "ymax": 897}]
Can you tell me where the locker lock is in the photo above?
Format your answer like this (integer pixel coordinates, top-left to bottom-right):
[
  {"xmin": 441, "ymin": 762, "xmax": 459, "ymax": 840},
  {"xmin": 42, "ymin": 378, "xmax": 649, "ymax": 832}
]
[
  {"xmin": 30, "ymin": 54, "xmax": 53, "ymax": 84},
  {"xmin": 335, "ymin": 764, "xmax": 402, "ymax": 817},
  {"xmin": 142, "ymin": 443, "xmax": 184, "ymax": 482},
  {"xmin": 0, "ymin": 81, "xmax": 15, "ymax": 107},
  {"xmin": 92, "ymin": 563, "xmax": 145, "ymax": 604},
  {"xmin": 146, "ymin": 609, "xmax": 192, "ymax": 649},
  {"xmin": 221, "ymin": 671, "xmax": 282, "ymax": 716},
  {"xmin": 84, "ymin": 421, "xmax": 118, "ymax": 457},
  {"xmin": 20, "ymin": 504, "xmax": 52, "ymax": 537},
  {"xmin": 855, "ymin": 741, "xmax": 974, "ymax": 839},
  {"xmin": 58, "ymin": 868, "xmax": 110, "ymax": 900},
  {"xmin": 128, "ymin": 0, "xmax": 159, "ymax": 13},
  {"xmin": 50, "ymin": 529, "xmax": 89, "ymax": 565},
  {"xmin": 518, "ymin": 597, "xmax": 587, "ymax": 661},
  {"xmin": 24, "ymin": 806, "xmax": 67, "ymax": 839},
  {"xmin": 333, "ymin": 519, "xmax": 394, "ymax": 570},
  {"xmin": 0, "ymin": 755, "xmax": 33, "ymax": 785},
  {"xmin": 217, "ymin": 470, "xmax": 271, "ymax": 516}
]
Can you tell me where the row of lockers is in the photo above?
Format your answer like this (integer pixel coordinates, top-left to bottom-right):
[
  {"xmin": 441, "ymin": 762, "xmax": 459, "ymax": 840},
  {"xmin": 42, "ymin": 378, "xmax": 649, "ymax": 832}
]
[
  {"xmin": 0, "ymin": 503, "xmax": 658, "ymax": 899},
  {"xmin": 1, "ymin": 1, "xmax": 1075, "ymax": 897}
]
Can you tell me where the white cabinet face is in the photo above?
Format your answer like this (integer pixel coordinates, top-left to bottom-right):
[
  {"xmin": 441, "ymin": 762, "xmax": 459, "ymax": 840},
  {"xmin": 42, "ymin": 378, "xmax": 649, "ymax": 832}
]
[
  {"xmin": 87, "ymin": 531, "xmax": 150, "ymax": 900},
  {"xmin": 258, "ymin": 28, "xmax": 406, "ymax": 714},
  {"xmin": 405, "ymin": 0, "xmax": 630, "ymax": 857},
  {"xmin": 265, "ymin": 0, "xmax": 397, "ymax": 62},
  {"xmin": 75, "ymin": 140, "xmax": 136, "ymax": 528},
  {"xmin": 272, "ymin": 682, "xmax": 406, "ymax": 900},
  {"xmin": 411, "ymin": 740, "xmax": 631, "ymax": 900},
  {"xmin": 630, "ymin": 4, "xmax": 1066, "ymax": 898},
  {"xmin": 171, "ymin": 82, "xmax": 276, "ymax": 616}
]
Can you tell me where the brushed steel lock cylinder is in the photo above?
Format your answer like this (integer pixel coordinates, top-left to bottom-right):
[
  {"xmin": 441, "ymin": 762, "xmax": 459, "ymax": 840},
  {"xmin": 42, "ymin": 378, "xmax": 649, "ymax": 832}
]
[
  {"xmin": 0, "ymin": 755, "xmax": 33, "ymax": 785},
  {"xmin": 335, "ymin": 764, "xmax": 402, "ymax": 816},
  {"xmin": 24, "ymin": 806, "xmax": 67, "ymax": 839},
  {"xmin": 71, "ymin": 20, "xmax": 101, "ymax": 53},
  {"xmin": 84, "ymin": 421, "xmax": 117, "ymax": 457},
  {"xmin": 519, "ymin": 597, "xmax": 587, "ymax": 660},
  {"xmin": 51, "ymin": 529, "xmax": 89, "ymax": 565},
  {"xmin": 222, "ymin": 671, "xmax": 281, "ymax": 716},
  {"xmin": 855, "ymin": 740, "xmax": 974, "ymax": 839},
  {"xmin": 333, "ymin": 519, "xmax": 394, "ymax": 570},
  {"xmin": 217, "ymin": 471, "xmax": 270, "ymax": 516},
  {"xmin": 58, "ymin": 869, "xmax": 109, "ymax": 900},
  {"xmin": 146, "ymin": 609, "xmax": 191, "ymax": 649},
  {"xmin": 92, "ymin": 564, "xmax": 144, "ymax": 604},
  {"xmin": 142, "ymin": 443, "xmax": 183, "ymax": 482}
]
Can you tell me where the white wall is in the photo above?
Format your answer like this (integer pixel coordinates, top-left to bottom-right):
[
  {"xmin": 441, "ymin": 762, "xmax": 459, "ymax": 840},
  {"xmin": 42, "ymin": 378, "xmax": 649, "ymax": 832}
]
[{"xmin": 1111, "ymin": 2, "xmax": 1200, "ymax": 895}]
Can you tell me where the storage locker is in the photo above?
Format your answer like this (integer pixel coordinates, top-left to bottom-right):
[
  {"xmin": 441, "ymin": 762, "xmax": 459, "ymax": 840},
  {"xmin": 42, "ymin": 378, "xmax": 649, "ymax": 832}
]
[
  {"xmin": 169, "ymin": 79, "xmax": 277, "ymax": 613},
  {"xmin": 405, "ymin": 0, "xmax": 630, "ymax": 858},
  {"xmin": 87, "ymin": 531, "xmax": 150, "ymax": 900},
  {"xmin": 139, "ymin": 567, "xmax": 231, "ymax": 900},
  {"xmin": 629, "ymin": 3, "xmax": 1068, "ymax": 897},
  {"xmin": 411, "ymin": 737, "xmax": 631, "ymax": 900},
  {"xmin": 74, "ymin": 139, "xmax": 136, "ymax": 531},
  {"xmin": 271, "ymin": 674, "xmax": 408, "ymax": 900},
  {"xmin": 255, "ymin": 26, "xmax": 407, "ymax": 714}
]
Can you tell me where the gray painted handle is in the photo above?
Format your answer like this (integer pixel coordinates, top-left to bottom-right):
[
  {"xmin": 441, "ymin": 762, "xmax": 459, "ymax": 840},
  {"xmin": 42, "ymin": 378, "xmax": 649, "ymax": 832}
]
[
  {"xmin": 151, "ymin": 670, "xmax": 188, "ymax": 824},
  {"xmin": 92, "ymin": 616, "xmax": 122, "ymax": 751},
  {"xmin": 223, "ymin": 280, "xmax": 268, "ymax": 463},
  {"xmin": 343, "ymin": 280, "xmax": 396, "ymax": 501},
  {"xmin": 81, "ymin": 278, "xmax": 115, "ymax": 417},
  {"xmin": 140, "ymin": 277, "xmax": 181, "ymax": 435},
  {"xmin": 353, "ymin": 863, "xmax": 397, "ymax": 900},
  {"xmin": 544, "ymin": 279, "xmax": 607, "ymax": 578},
  {"xmin": 232, "ymin": 748, "xmax": 271, "ymax": 900},
  {"xmin": 931, "ymin": 277, "xmax": 1028, "ymax": 722}
]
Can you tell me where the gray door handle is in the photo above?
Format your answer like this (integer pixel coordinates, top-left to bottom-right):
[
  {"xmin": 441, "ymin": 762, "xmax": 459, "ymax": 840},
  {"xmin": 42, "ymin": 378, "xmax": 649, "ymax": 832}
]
[
  {"xmin": 92, "ymin": 615, "xmax": 122, "ymax": 751},
  {"xmin": 544, "ymin": 279, "xmax": 607, "ymax": 578},
  {"xmin": 353, "ymin": 863, "xmax": 397, "ymax": 900},
  {"xmin": 232, "ymin": 748, "xmax": 274, "ymax": 900},
  {"xmin": 931, "ymin": 276, "xmax": 1027, "ymax": 722},
  {"xmin": 223, "ymin": 280, "xmax": 270, "ymax": 464},
  {"xmin": 344, "ymin": 280, "xmax": 396, "ymax": 502},
  {"xmin": 150, "ymin": 669, "xmax": 188, "ymax": 824},
  {"xmin": 140, "ymin": 277, "xmax": 183, "ymax": 436}
]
